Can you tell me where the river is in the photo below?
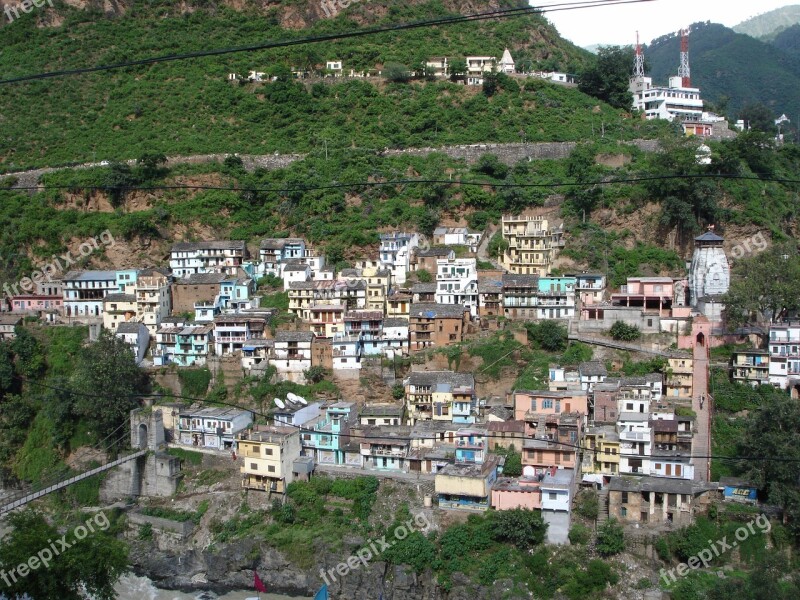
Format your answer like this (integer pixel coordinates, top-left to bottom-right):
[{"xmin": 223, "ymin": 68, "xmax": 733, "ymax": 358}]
[{"xmin": 115, "ymin": 573, "xmax": 311, "ymax": 600}]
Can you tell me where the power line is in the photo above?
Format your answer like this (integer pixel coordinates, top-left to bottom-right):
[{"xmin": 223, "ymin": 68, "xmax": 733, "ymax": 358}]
[
  {"xmin": 22, "ymin": 380, "xmax": 800, "ymax": 463},
  {"xmin": 0, "ymin": 0, "xmax": 655, "ymax": 85},
  {"xmin": 9, "ymin": 171, "xmax": 800, "ymax": 195}
]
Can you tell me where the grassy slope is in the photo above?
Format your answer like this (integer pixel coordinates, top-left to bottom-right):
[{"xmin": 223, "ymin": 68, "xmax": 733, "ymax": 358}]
[{"xmin": 0, "ymin": 0, "xmax": 605, "ymax": 170}]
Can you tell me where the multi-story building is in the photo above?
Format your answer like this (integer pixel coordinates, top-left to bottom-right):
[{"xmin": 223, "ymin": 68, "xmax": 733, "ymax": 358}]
[
  {"xmin": 169, "ymin": 240, "xmax": 247, "ymax": 278},
  {"xmin": 465, "ymin": 55, "xmax": 496, "ymax": 85},
  {"xmin": 477, "ymin": 276, "xmax": 503, "ymax": 318},
  {"xmin": 360, "ymin": 404, "xmax": 405, "ymax": 427},
  {"xmin": 511, "ymin": 389, "xmax": 589, "ymax": 421},
  {"xmin": 408, "ymin": 302, "xmax": 469, "ymax": 351},
  {"xmin": 730, "ymin": 349, "xmax": 770, "ymax": 388},
  {"xmin": 536, "ymin": 275, "xmax": 577, "ymax": 320},
  {"xmin": 213, "ymin": 314, "xmax": 268, "ymax": 356},
  {"xmin": 170, "ymin": 323, "xmax": 213, "ymax": 367},
  {"xmin": 499, "ymin": 215, "xmax": 564, "ymax": 276},
  {"xmin": 135, "ymin": 269, "xmax": 172, "ymax": 336},
  {"xmin": 288, "ymin": 279, "xmax": 367, "ymax": 321},
  {"xmin": 412, "ymin": 247, "xmax": 454, "ymax": 274},
  {"xmin": 630, "ymin": 72, "xmax": 704, "ymax": 122},
  {"xmin": 178, "ymin": 407, "xmax": 252, "ymax": 449},
  {"xmin": 258, "ymin": 238, "xmax": 306, "ymax": 276},
  {"xmin": 432, "ymin": 227, "xmax": 482, "ymax": 250},
  {"xmin": 768, "ymin": 322, "xmax": 800, "ymax": 390},
  {"xmin": 404, "ymin": 371, "xmax": 476, "ymax": 425},
  {"xmin": 435, "ymin": 455, "xmax": 500, "ymax": 510},
  {"xmin": 387, "ymin": 290, "xmax": 412, "ymax": 319},
  {"xmin": 435, "ymin": 257, "xmax": 478, "ymax": 316},
  {"xmin": 62, "ymin": 270, "xmax": 119, "ymax": 317},
  {"xmin": 271, "ymin": 330, "xmax": 315, "ymax": 383},
  {"xmin": 102, "ymin": 293, "xmax": 137, "ymax": 331},
  {"xmin": 502, "ymin": 273, "xmax": 539, "ymax": 320},
  {"xmin": 359, "ymin": 426, "xmax": 411, "ymax": 472},
  {"xmin": 172, "ymin": 273, "xmax": 249, "ymax": 314},
  {"xmin": 608, "ymin": 476, "xmax": 717, "ymax": 526},
  {"xmin": 115, "ymin": 322, "xmax": 149, "ymax": 365},
  {"xmin": 0, "ymin": 315, "xmax": 22, "ymax": 340},
  {"xmin": 331, "ymin": 333, "xmax": 362, "ymax": 372},
  {"xmin": 379, "ymin": 232, "xmax": 419, "ymax": 284},
  {"xmin": 665, "ymin": 354, "xmax": 694, "ymax": 399},
  {"xmin": 573, "ymin": 272, "xmax": 606, "ymax": 306},
  {"xmin": 238, "ymin": 426, "xmax": 302, "ymax": 494},
  {"xmin": 583, "ymin": 425, "xmax": 621, "ymax": 479}
]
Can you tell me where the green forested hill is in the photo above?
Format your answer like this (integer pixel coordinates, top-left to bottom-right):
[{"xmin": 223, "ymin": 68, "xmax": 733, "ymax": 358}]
[
  {"xmin": 0, "ymin": 0, "xmax": 605, "ymax": 170},
  {"xmin": 646, "ymin": 21, "xmax": 800, "ymax": 120},
  {"xmin": 733, "ymin": 4, "xmax": 800, "ymax": 40}
]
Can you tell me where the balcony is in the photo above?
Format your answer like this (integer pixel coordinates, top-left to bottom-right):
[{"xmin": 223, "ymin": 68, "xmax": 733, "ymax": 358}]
[
  {"xmin": 620, "ymin": 430, "xmax": 650, "ymax": 442},
  {"xmin": 456, "ymin": 440, "xmax": 484, "ymax": 449}
]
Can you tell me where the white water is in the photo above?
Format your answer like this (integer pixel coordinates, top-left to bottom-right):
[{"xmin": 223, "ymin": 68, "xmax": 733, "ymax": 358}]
[{"xmin": 115, "ymin": 573, "xmax": 311, "ymax": 600}]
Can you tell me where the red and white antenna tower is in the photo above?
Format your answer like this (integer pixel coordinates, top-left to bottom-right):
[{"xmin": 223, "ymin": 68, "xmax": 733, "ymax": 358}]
[
  {"xmin": 678, "ymin": 27, "xmax": 691, "ymax": 87},
  {"xmin": 633, "ymin": 31, "xmax": 645, "ymax": 79}
]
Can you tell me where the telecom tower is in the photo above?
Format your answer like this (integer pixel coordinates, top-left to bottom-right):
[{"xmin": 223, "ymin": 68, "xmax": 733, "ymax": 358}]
[
  {"xmin": 633, "ymin": 31, "xmax": 645, "ymax": 79},
  {"xmin": 678, "ymin": 28, "xmax": 691, "ymax": 87}
]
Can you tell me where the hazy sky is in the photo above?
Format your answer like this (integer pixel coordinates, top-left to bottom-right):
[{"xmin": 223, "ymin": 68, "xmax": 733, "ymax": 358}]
[{"xmin": 541, "ymin": 0, "xmax": 797, "ymax": 47}]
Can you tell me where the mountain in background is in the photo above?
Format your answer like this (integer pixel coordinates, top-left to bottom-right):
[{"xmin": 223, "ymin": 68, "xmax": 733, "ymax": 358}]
[
  {"xmin": 733, "ymin": 4, "xmax": 800, "ymax": 41},
  {"xmin": 645, "ymin": 21, "xmax": 800, "ymax": 120}
]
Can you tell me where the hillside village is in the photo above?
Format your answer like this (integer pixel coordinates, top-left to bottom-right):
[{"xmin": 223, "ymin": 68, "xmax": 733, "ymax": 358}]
[
  {"xmin": 1, "ymin": 1, "xmax": 800, "ymax": 599},
  {"xmin": 0, "ymin": 203, "xmax": 779, "ymax": 542}
]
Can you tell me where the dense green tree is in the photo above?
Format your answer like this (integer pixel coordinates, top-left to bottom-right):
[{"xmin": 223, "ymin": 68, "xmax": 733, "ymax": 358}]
[
  {"xmin": 474, "ymin": 154, "xmax": 510, "ymax": 179},
  {"xmin": 10, "ymin": 329, "xmax": 45, "ymax": 379},
  {"xmin": 0, "ymin": 510, "xmax": 127, "ymax": 600},
  {"xmin": 574, "ymin": 489, "xmax": 599, "ymax": 520},
  {"xmin": 565, "ymin": 143, "xmax": 602, "ymax": 218},
  {"xmin": 609, "ymin": 321, "xmax": 641, "ymax": 341},
  {"xmin": 0, "ymin": 395, "xmax": 35, "ymax": 483},
  {"xmin": 303, "ymin": 365, "xmax": 329, "ymax": 384},
  {"xmin": 578, "ymin": 46, "xmax": 634, "ymax": 110},
  {"xmin": 723, "ymin": 243, "xmax": 800, "ymax": 326},
  {"xmin": 490, "ymin": 508, "xmax": 547, "ymax": 549},
  {"xmin": 70, "ymin": 331, "xmax": 148, "ymax": 448},
  {"xmin": 102, "ymin": 162, "xmax": 137, "ymax": 208},
  {"xmin": 384, "ymin": 63, "xmax": 411, "ymax": 83},
  {"xmin": 525, "ymin": 320, "xmax": 567, "ymax": 352},
  {"xmin": 448, "ymin": 58, "xmax": 467, "ymax": 80},
  {"xmin": 739, "ymin": 102, "xmax": 778, "ymax": 134},
  {"xmin": 561, "ymin": 342, "xmax": 593, "ymax": 365},
  {"xmin": 502, "ymin": 450, "xmax": 522, "ymax": 477},
  {"xmin": 0, "ymin": 342, "xmax": 15, "ymax": 400},
  {"xmin": 596, "ymin": 518, "xmax": 625, "ymax": 556},
  {"xmin": 136, "ymin": 152, "xmax": 168, "ymax": 181},
  {"xmin": 729, "ymin": 131, "xmax": 777, "ymax": 176},
  {"xmin": 738, "ymin": 394, "xmax": 800, "ymax": 540},
  {"xmin": 486, "ymin": 232, "xmax": 508, "ymax": 261}
]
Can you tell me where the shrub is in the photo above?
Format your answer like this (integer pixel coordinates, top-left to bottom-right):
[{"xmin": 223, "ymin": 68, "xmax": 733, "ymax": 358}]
[
  {"xmin": 596, "ymin": 518, "xmax": 625, "ymax": 556},
  {"xmin": 490, "ymin": 508, "xmax": 547, "ymax": 549},
  {"xmin": 502, "ymin": 450, "xmax": 522, "ymax": 477},
  {"xmin": 574, "ymin": 489, "xmax": 599, "ymax": 521},
  {"xmin": 568, "ymin": 523, "xmax": 592, "ymax": 545},
  {"xmin": 609, "ymin": 321, "xmax": 641, "ymax": 341},
  {"xmin": 416, "ymin": 269, "xmax": 432, "ymax": 283}
]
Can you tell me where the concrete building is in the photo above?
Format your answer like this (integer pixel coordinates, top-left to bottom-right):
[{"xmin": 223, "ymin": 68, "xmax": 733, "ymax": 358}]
[
  {"xmin": 435, "ymin": 257, "xmax": 478, "ymax": 316},
  {"xmin": 665, "ymin": 354, "xmax": 694, "ymax": 399},
  {"xmin": 169, "ymin": 240, "xmax": 246, "ymax": 278},
  {"xmin": 432, "ymin": 227, "xmax": 482, "ymax": 250},
  {"xmin": 0, "ymin": 315, "xmax": 22, "ymax": 341},
  {"xmin": 379, "ymin": 232, "xmax": 419, "ymax": 284},
  {"xmin": 213, "ymin": 314, "xmax": 269, "ymax": 356},
  {"xmin": 135, "ymin": 269, "xmax": 172, "ymax": 336},
  {"xmin": 154, "ymin": 321, "xmax": 213, "ymax": 367},
  {"xmin": 512, "ymin": 389, "xmax": 589, "ymax": 421},
  {"xmin": 573, "ymin": 272, "xmax": 606, "ymax": 306},
  {"xmin": 360, "ymin": 404, "xmax": 404, "ymax": 427},
  {"xmin": 630, "ymin": 72, "xmax": 704, "ymax": 122},
  {"xmin": 491, "ymin": 476, "xmax": 542, "ymax": 510},
  {"xmin": 436, "ymin": 455, "xmax": 500, "ymax": 511},
  {"xmin": 408, "ymin": 302, "xmax": 469, "ymax": 351},
  {"xmin": 272, "ymin": 330, "xmax": 315, "ymax": 383},
  {"xmin": 178, "ymin": 407, "xmax": 253, "ymax": 449},
  {"xmin": 730, "ymin": 349, "xmax": 770, "ymax": 387},
  {"xmin": 62, "ymin": 270, "xmax": 118, "ymax": 317},
  {"xmin": 405, "ymin": 370, "xmax": 476, "ymax": 424},
  {"xmin": 238, "ymin": 426, "xmax": 302, "ymax": 494},
  {"xmin": 478, "ymin": 276, "xmax": 503, "ymax": 319},
  {"xmin": 499, "ymin": 215, "xmax": 564, "ymax": 276},
  {"xmin": 608, "ymin": 475, "xmax": 717, "ymax": 526},
  {"xmin": 412, "ymin": 247, "xmax": 454, "ymax": 274},
  {"xmin": 102, "ymin": 293, "xmax": 137, "ymax": 331},
  {"xmin": 115, "ymin": 321, "xmax": 150, "ymax": 365},
  {"xmin": 768, "ymin": 322, "xmax": 800, "ymax": 391},
  {"xmin": 258, "ymin": 238, "xmax": 306, "ymax": 276}
]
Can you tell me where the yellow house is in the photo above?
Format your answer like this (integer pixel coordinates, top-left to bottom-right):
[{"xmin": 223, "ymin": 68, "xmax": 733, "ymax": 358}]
[
  {"xmin": 237, "ymin": 426, "xmax": 301, "ymax": 494},
  {"xmin": 583, "ymin": 425, "xmax": 620, "ymax": 477},
  {"xmin": 103, "ymin": 293, "xmax": 137, "ymax": 331},
  {"xmin": 435, "ymin": 455, "xmax": 500, "ymax": 511},
  {"xmin": 499, "ymin": 214, "xmax": 565, "ymax": 276},
  {"xmin": 665, "ymin": 354, "xmax": 693, "ymax": 399}
]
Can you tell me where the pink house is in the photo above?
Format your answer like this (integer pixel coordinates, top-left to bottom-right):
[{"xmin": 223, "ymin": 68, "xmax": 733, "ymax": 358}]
[
  {"xmin": 491, "ymin": 477, "xmax": 541, "ymax": 510},
  {"xmin": 610, "ymin": 277, "xmax": 675, "ymax": 316},
  {"xmin": 511, "ymin": 390, "xmax": 588, "ymax": 421},
  {"xmin": 10, "ymin": 294, "xmax": 63, "ymax": 314}
]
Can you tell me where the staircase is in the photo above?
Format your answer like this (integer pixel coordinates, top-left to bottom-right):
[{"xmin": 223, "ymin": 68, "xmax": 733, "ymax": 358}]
[{"xmin": 597, "ymin": 487, "xmax": 609, "ymax": 525}]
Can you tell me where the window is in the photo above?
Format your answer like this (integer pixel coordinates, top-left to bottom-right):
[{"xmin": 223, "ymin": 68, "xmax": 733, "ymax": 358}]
[
  {"xmin": 268, "ymin": 465, "xmax": 275, "ymax": 473},
  {"xmin": 264, "ymin": 448, "xmax": 273, "ymax": 456},
  {"xmin": 542, "ymin": 400, "xmax": 553, "ymax": 409},
  {"xmin": 621, "ymin": 491, "xmax": 629, "ymax": 503},
  {"xmin": 620, "ymin": 507, "xmax": 627, "ymax": 517},
  {"xmin": 548, "ymin": 492, "xmax": 557, "ymax": 500},
  {"xmin": 250, "ymin": 463, "xmax": 258, "ymax": 470}
]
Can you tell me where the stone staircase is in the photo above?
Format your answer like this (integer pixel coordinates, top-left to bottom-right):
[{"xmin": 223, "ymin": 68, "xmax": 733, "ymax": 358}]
[{"xmin": 597, "ymin": 487, "xmax": 609, "ymax": 525}]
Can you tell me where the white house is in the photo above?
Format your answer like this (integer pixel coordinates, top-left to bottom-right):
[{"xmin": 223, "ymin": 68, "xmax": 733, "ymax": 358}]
[
  {"xmin": 435, "ymin": 257, "xmax": 479, "ymax": 316},
  {"xmin": 178, "ymin": 407, "xmax": 253, "ymax": 450},
  {"xmin": 62, "ymin": 270, "xmax": 119, "ymax": 318},
  {"xmin": 768, "ymin": 322, "xmax": 800, "ymax": 390},
  {"xmin": 169, "ymin": 241, "xmax": 247, "ymax": 278},
  {"xmin": 115, "ymin": 321, "xmax": 150, "ymax": 365},
  {"xmin": 272, "ymin": 330, "xmax": 315, "ymax": 383},
  {"xmin": 379, "ymin": 232, "xmax": 419, "ymax": 285},
  {"xmin": 540, "ymin": 468, "xmax": 573, "ymax": 512}
]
